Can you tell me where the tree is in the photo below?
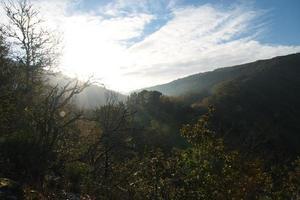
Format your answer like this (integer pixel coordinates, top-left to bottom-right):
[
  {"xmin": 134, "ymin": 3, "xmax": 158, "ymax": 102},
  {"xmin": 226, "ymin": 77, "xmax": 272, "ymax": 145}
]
[
  {"xmin": 67, "ymin": 92, "xmax": 136, "ymax": 198},
  {"xmin": 1, "ymin": 0, "xmax": 60, "ymax": 88},
  {"xmin": 177, "ymin": 108, "xmax": 274, "ymax": 199},
  {"xmin": 128, "ymin": 108, "xmax": 274, "ymax": 200},
  {"xmin": 0, "ymin": 0, "xmax": 91, "ymax": 190}
]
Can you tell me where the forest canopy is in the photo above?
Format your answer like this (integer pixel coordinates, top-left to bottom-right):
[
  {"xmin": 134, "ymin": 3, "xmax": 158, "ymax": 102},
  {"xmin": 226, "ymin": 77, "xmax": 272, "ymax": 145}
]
[{"xmin": 0, "ymin": 1, "xmax": 299, "ymax": 199}]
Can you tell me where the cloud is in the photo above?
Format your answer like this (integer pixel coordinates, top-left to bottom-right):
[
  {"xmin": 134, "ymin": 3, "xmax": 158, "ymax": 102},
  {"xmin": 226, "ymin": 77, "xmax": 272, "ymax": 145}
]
[
  {"xmin": 121, "ymin": 4, "xmax": 300, "ymax": 91},
  {"xmin": 24, "ymin": 0, "xmax": 155, "ymax": 90},
  {"xmin": 1, "ymin": 0, "xmax": 300, "ymax": 92}
]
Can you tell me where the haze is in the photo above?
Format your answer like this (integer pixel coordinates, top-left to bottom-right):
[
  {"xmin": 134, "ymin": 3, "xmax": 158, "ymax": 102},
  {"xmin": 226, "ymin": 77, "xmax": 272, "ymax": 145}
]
[{"xmin": 4, "ymin": 0, "xmax": 299, "ymax": 93}]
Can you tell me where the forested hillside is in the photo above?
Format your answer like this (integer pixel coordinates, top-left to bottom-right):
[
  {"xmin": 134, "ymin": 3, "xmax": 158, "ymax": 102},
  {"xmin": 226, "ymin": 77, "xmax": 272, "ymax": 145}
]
[
  {"xmin": 145, "ymin": 53, "xmax": 300, "ymax": 163},
  {"xmin": 0, "ymin": 1, "xmax": 299, "ymax": 199},
  {"xmin": 206, "ymin": 54, "xmax": 300, "ymax": 163},
  {"xmin": 145, "ymin": 53, "xmax": 300, "ymax": 96}
]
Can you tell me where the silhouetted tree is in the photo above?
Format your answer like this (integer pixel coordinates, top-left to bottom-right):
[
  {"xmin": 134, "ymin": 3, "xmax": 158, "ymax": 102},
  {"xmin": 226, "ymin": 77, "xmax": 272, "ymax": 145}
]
[{"xmin": 1, "ymin": 0, "xmax": 60, "ymax": 88}]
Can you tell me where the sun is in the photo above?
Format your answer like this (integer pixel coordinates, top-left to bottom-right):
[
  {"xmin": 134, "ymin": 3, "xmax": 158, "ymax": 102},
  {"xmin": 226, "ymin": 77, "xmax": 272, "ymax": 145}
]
[{"xmin": 59, "ymin": 15, "xmax": 134, "ymax": 92}]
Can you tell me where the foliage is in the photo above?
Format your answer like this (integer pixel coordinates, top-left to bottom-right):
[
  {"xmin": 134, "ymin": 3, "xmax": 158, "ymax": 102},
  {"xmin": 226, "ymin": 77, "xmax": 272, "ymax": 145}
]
[
  {"xmin": 0, "ymin": 1, "xmax": 299, "ymax": 199},
  {"xmin": 0, "ymin": 0, "xmax": 88, "ymax": 189},
  {"xmin": 127, "ymin": 111, "xmax": 271, "ymax": 200},
  {"xmin": 127, "ymin": 90, "xmax": 200, "ymax": 152},
  {"xmin": 147, "ymin": 53, "xmax": 300, "ymax": 164}
]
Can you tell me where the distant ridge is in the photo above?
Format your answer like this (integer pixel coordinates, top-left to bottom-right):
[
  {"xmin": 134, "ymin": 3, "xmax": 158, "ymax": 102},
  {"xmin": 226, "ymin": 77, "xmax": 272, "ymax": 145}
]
[
  {"xmin": 48, "ymin": 73, "xmax": 127, "ymax": 109},
  {"xmin": 143, "ymin": 53, "xmax": 300, "ymax": 97}
]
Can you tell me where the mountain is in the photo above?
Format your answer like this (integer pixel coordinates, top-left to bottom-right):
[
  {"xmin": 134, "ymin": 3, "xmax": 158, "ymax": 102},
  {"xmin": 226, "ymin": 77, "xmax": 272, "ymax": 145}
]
[
  {"xmin": 144, "ymin": 53, "xmax": 300, "ymax": 163},
  {"xmin": 144, "ymin": 53, "xmax": 300, "ymax": 97},
  {"xmin": 74, "ymin": 85, "xmax": 126, "ymax": 109},
  {"xmin": 48, "ymin": 73, "xmax": 127, "ymax": 109}
]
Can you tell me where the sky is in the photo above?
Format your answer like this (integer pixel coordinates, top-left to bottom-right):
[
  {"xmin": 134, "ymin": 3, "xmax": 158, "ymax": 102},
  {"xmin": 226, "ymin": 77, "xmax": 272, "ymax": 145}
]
[{"xmin": 2, "ymin": 0, "xmax": 300, "ymax": 93}]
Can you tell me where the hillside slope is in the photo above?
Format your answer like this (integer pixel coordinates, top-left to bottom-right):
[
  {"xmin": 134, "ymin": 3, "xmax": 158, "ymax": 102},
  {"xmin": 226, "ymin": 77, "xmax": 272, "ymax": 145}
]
[
  {"xmin": 145, "ymin": 53, "xmax": 300, "ymax": 163},
  {"xmin": 145, "ymin": 53, "xmax": 300, "ymax": 97}
]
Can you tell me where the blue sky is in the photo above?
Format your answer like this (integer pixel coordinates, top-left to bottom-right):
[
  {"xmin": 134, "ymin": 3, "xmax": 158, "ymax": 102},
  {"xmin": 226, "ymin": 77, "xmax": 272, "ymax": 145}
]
[
  {"xmin": 5, "ymin": 0, "xmax": 298, "ymax": 92},
  {"xmin": 75, "ymin": 0, "xmax": 300, "ymax": 45},
  {"xmin": 255, "ymin": 0, "xmax": 300, "ymax": 45}
]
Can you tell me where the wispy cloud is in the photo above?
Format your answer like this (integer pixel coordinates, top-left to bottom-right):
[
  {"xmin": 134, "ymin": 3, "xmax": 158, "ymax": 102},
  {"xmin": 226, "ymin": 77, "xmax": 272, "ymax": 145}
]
[
  {"xmin": 123, "ymin": 4, "xmax": 300, "ymax": 90},
  {"xmin": 2, "ymin": 0, "xmax": 300, "ymax": 92}
]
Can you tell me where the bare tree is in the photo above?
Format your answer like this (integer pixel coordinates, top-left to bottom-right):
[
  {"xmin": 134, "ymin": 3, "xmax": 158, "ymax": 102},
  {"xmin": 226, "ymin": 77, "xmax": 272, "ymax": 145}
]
[
  {"xmin": 70, "ymin": 91, "xmax": 136, "ymax": 197},
  {"xmin": 31, "ymin": 79, "xmax": 91, "ymax": 152},
  {"xmin": 1, "ymin": 0, "xmax": 60, "ymax": 87}
]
